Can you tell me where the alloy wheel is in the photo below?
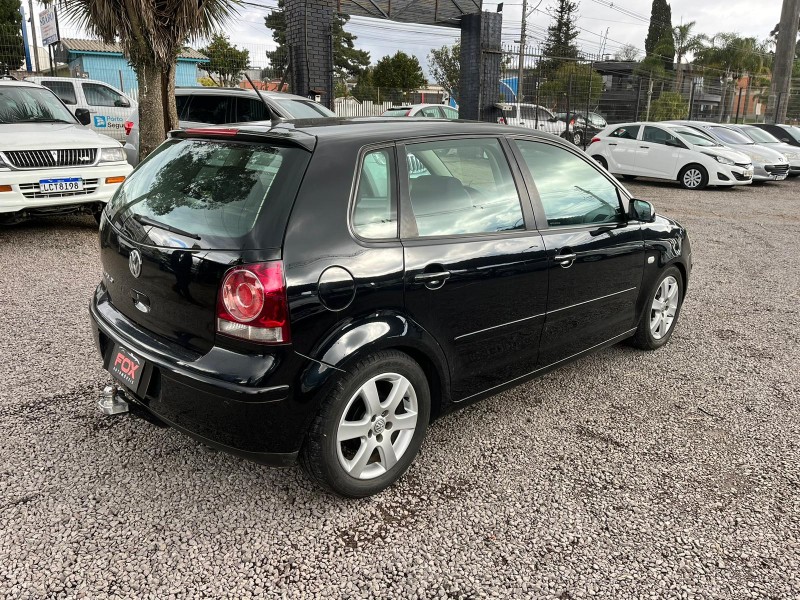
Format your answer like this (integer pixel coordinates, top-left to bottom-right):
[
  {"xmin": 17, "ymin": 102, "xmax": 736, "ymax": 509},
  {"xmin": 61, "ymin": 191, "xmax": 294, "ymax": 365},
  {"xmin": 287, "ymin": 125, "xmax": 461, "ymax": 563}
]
[
  {"xmin": 650, "ymin": 276, "xmax": 679, "ymax": 340},
  {"xmin": 336, "ymin": 373, "xmax": 418, "ymax": 480},
  {"xmin": 683, "ymin": 168, "xmax": 702, "ymax": 188},
  {"xmin": 573, "ymin": 132, "xmax": 582, "ymax": 146}
]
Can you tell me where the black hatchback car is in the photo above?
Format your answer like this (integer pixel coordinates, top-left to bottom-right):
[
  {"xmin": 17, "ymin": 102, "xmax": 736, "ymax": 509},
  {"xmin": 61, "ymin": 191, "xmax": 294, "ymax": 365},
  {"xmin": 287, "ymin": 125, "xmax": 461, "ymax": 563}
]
[{"xmin": 90, "ymin": 118, "xmax": 692, "ymax": 497}]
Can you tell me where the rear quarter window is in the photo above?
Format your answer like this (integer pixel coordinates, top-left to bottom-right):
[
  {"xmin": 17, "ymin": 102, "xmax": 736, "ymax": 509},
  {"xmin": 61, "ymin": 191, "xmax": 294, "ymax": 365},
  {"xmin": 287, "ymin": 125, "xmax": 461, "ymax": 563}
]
[{"xmin": 107, "ymin": 139, "xmax": 310, "ymax": 245}]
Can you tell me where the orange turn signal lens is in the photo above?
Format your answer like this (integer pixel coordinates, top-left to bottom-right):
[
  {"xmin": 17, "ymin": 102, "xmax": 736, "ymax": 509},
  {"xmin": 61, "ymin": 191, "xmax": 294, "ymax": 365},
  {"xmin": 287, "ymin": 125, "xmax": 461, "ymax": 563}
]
[
  {"xmin": 105, "ymin": 176, "xmax": 126, "ymax": 184},
  {"xmin": 0, "ymin": 185, "xmax": 12, "ymax": 192}
]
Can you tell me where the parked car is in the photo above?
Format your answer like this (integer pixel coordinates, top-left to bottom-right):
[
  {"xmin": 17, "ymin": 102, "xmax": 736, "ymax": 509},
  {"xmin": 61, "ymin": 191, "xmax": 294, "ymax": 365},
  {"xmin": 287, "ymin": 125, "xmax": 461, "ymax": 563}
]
[
  {"xmin": 751, "ymin": 123, "xmax": 800, "ymax": 147},
  {"xmin": 0, "ymin": 80, "xmax": 132, "ymax": 224},
  {"xmin": 25, "ymin": 76, "xmax": 136, "ymax": 142},
  {"xmin": 555, "ymin": 111, "xmax": 608, "ymax": 146},
  {"xmin": 382, "ymin": 104, "xmax": 460, "ymax": 119},
  {"xmin": 668, "ymin": 121, "xmax": 790, "ymax": 182},
  {"xmin": 496, "ymin": 103, "xmax": 567, "ymax": 137},
  {"xmin": 726, "ymin": 123, "xmax": 800, "ymax": 177},
  {"xmin": 588, "ymin": 122, "xmax": 753, "ymax": 189},
  {"xmin": 123, "ymin": 87, "xmax": 336, "ymax": 165},
  {"xmin": 90, "ymin": 118, "xmax": 692, "ymax": 497}
]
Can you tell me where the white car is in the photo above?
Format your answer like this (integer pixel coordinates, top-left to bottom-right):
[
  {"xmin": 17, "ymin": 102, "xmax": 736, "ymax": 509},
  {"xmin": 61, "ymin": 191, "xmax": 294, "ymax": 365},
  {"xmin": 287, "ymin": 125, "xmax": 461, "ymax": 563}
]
[
  {"xmin": 25, "ymin": 76, "xmax": 136, "ymax": 142},
  {"xmin": 588, "ymin": 122, "xmax": 753, "ymax": 190},
  {"xmin": 496, "ymin": 103, "xmax": 567, "ymax": 137},
  {"xmin": 0, "ymin": 79, "xmax": 132, "ymax": 224},
  {"xmin": 382, "ymin": 104, "xmax": 460, "ymax": 119},
  {"xmin": 668, "ymin": 121, "xmax": 790, "ymax": 182},
  {"xmin": 725, "ymin": 123, "xmax": 800, "ymax": 177}
]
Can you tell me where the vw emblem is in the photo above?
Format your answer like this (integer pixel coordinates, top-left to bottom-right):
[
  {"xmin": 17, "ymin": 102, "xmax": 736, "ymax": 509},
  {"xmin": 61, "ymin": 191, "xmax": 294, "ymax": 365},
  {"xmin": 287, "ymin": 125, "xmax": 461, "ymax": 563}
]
[
  {"xmin": 373, "ymin": 417, "xmax": 386, "ymax": 435},
  {"xmin": 129, "ymin": 249, "xmax": 142, "ymax": 278}
]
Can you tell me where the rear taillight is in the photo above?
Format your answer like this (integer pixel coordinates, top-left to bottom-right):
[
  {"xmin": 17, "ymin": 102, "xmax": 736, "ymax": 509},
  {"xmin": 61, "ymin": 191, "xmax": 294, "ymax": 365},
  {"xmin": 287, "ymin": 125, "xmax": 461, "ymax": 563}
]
[
  {"xmin": 570, "ymin": 118, "xmax": 575, "ymax": 125},
  {"xmin": 216, "ymin": 262, "xmax": 291, "ymax": 344},
  {"xmin": 124, "ymin": 121, "xmax": 133, "ymax": 136},
  {"xmin": 590, "ymin": 137, "xmax": 601, "ymax": 144},
  {"xmin": 497, "ymin": 117, "xmax": 507, "ymax": 125},
  {"xmin": 185, "ymin": 127, "xmax": 239, "ymax": 136}
]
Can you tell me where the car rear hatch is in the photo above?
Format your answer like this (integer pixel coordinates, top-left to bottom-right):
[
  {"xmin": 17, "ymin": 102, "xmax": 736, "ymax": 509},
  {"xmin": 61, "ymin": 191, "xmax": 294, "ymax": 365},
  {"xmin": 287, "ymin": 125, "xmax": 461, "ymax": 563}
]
[{"xmin": 99, "ymin": 128, "xmax": 314, "ymax": 353}]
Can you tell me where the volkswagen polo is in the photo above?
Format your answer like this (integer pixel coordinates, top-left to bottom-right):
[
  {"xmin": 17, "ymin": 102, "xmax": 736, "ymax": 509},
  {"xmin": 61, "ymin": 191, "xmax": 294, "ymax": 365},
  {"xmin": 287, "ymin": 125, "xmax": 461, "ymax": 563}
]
[{"xmin": 89, "ymin": 118, "xmax": 692, "ymax": 497}]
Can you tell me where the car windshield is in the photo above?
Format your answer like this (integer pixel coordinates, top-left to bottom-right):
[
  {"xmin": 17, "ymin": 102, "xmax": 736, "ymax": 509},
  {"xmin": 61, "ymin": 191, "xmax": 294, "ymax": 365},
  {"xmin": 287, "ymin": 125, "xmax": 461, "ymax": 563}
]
[
  {"xmin": 742, "ymin": 127, "xmax": 781, "ymax": 144},
  {"xmin": 0, "ymin": 85, "xmax": 76, "ymax": 124},
  {"xmin": 709, "ymin": 126, "xmax": 753, "ymax": 145},
  {"xmin": 382, "ymin": 108, "xmax": 410, "ymax": 117},
  {"xmin": 670, "ymin": 127, "xmax": 719, "ymax": 147},
  {"xmin": 273, "ymin": 99, "xmax": 335, "ymax": 118},
  {"xmin": 107, "ymin": 139, "xmax": 311, "ymax": 246},
  {"xmin": 780, "ymin": 126, "xmax": 800, "ymax": 143}
]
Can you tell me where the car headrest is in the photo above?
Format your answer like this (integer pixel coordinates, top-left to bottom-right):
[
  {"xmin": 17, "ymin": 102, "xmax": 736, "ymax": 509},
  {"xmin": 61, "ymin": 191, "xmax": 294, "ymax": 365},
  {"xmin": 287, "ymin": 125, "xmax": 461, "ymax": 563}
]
[{"xmin": 410, "ymin": 175, "xmax": 471, "ymax": 216}]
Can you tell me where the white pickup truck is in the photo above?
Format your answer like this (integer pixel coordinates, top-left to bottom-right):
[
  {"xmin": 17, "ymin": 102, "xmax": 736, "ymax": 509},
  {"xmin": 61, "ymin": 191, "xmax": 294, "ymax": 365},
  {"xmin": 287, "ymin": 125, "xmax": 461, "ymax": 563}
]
[{"xmin": 0, "ymin": 79, "xmax": 132, "ymax": 224}]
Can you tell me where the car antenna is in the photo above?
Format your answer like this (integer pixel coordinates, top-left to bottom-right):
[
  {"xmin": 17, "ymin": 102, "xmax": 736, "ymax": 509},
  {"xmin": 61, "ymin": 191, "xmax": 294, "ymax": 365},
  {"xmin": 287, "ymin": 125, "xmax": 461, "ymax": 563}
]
[{"xmin": 243, "ymin": 73, "xmax": 284, "ymax": 127}]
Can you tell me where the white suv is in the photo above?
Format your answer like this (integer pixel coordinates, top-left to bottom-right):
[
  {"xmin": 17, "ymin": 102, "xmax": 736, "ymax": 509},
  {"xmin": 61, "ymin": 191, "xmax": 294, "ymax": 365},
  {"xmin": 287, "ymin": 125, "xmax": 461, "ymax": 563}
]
[
  {"xmin": 588, "ymin": 122, "xmax": 753, "ymax": 190},
  {"xmin": 0, "ymin": 79, "xmax": 132, "ymax": 224}
]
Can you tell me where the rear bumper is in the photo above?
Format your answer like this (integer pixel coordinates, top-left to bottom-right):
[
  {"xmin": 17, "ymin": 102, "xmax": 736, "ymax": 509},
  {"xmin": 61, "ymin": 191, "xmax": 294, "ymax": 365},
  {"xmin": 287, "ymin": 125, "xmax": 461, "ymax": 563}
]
[
  {"xmin": 0, "ymin": 162, "xmax": 132, "ymax": 214},
  {"xmin": 89, "ymin": 285, "xmax": 308, "ymax": 466}
]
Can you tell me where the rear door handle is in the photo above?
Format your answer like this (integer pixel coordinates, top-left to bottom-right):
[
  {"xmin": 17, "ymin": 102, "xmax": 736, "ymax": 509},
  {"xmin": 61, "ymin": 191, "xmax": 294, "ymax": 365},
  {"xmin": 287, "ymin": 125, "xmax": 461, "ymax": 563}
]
[{"xmin": 414, "ymin": 271, "xmax": 451, "ymax": 289}]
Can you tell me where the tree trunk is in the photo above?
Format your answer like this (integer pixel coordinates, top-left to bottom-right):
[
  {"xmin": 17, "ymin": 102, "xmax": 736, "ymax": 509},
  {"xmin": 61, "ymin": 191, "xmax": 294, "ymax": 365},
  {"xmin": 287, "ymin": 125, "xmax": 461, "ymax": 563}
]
[
  {"xmin": 162, "ymin": 61, "xmax": 179, "ymax": 132},
  {"xmin": 136, "ymin": 62, "xmax": 165, "ymax": 162}
]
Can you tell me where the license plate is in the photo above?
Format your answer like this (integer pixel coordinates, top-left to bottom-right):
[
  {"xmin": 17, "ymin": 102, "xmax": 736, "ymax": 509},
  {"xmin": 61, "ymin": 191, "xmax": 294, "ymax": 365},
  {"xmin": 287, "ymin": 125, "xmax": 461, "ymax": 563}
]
[
  {"xmin": 109, "ymin": 344, "xmax": 145, "ymax": 392},
  {"xmin": 774, "ymin": 174, "xmax": 787, "ymax": 180},
  {"xmin": 39, "ymin": 178, "xmax": 83, "ymax": 193}
]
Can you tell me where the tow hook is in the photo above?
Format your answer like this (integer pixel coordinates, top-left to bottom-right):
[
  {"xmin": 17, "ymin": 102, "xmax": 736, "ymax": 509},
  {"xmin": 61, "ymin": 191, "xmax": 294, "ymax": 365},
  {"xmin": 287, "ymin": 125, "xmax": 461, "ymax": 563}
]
[{"xmin": 98, "ymin": 384, "xmax": 129, "ymax": 415}]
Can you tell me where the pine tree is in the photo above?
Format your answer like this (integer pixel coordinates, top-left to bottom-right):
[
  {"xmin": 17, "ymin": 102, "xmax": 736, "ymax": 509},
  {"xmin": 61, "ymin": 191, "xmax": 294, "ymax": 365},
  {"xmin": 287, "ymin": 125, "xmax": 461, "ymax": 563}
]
[
  {"xmin": 541, "ymin": 0, "xmax": 580, "ymax": 72},
  {"xmin": 644, "ymin": 0, "xmax": 675, "ymax": 71},
  {"xmin": 0, "ymin": 0, "xmax": 25, "ymax": 72}
]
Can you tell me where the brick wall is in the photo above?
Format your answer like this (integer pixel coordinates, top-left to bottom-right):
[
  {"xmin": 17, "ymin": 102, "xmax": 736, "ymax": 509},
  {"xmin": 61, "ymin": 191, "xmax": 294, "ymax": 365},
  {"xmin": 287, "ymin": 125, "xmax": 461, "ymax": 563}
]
[
  {"xmin": 459, "ymin": 12, "xmax": 502, "ymax": 122},
  {"xmin": 285, "ymin": 0, "xmax": 336, "ymax": 109}
]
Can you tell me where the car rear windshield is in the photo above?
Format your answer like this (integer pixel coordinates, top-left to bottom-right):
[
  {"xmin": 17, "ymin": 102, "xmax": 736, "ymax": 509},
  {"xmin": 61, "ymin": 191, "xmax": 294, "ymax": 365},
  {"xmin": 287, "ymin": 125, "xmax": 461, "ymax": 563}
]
[
  {"xmin": 382, "ymin": 108, "xmax": 410, "ymax": 117},
  {"xmin": 273, "ymin": 99, "xmax": 335, "ymax": 118},
  {"xmin": 107, "ymin": 138, "xmax": 310, "ymax": 247}
]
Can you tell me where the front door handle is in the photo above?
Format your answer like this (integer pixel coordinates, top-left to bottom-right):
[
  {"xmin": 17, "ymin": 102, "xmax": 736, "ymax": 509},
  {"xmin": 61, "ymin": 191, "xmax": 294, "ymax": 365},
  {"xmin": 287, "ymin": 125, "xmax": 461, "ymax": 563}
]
[
  {"xmin": 554, "ymin": 253, "xmax": 577, "ymax": 268},
  {"xmin": 414, "ymin": 271, "xmax": 451, "ymax": 289}
]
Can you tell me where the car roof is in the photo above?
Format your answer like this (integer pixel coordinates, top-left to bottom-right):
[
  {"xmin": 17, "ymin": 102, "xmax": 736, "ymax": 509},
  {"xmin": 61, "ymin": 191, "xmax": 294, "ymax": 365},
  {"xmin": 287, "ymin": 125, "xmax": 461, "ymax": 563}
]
[
  {"xmin": 180, "ymin": 117, "xmax": 560, "ymax": 149},
  {"xmin": 0, "ymin": 79, "xmax": 44, "ymax": 88},
  {"xmin": 175, "ymin": 87, "xmax": 313, "ymax": 103}
]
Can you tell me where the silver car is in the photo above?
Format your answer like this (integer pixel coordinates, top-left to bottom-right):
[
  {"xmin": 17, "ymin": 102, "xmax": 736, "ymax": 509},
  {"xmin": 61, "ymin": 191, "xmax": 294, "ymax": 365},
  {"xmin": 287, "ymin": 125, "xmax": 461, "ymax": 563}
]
[
  {"xmin": 496, "ymin": 103, "xmax": 568, "ymax": 137},
  {"xmin": 123, "ymin": 87, "xmax": 335, "ymax": 166},
  {"xmin": 669, "ymin": 121, "xmax": 790, "ymax": 182},
  {"xmin": 726, "ymin": 124, "xmax": 800, "ymax": 177}
]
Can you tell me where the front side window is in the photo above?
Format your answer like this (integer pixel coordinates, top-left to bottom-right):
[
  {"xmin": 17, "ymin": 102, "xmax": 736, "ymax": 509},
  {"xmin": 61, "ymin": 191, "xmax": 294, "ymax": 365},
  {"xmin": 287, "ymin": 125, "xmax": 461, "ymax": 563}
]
[
  {"xmin": 515, "ymin": 140, "xmax": 623, "ymax": 228},
  {"xmin": 237, "ymin": 97, "xmax": 269, "ymax": 122},
  {"xmin": 608, "ymin": 125, "xmax": 640, "ymax": 140},
  {"xmin": 41, "ymin": 80, "xmax": 77, "ymax": 105},
  {"xmin": 352, "ymin": 148, "xmax": 397, "ymax": 239},
  {"xmin": 82, "ymin": 83, "xmax": 127, "ymax": 107},
  {"xmin": 272, "ymin": 99, "xmax": 335, "ymax": 119},
  {"xmin": 442, "ymin": 107, "xmax": 459, "ymax": 119},
  {"xmin": 420, "ymin": 106, "xmax": 441, "ymax": 118},
  {"xmin": 405, "ymin": 138, "xmax": 524, "ymax": 237}
]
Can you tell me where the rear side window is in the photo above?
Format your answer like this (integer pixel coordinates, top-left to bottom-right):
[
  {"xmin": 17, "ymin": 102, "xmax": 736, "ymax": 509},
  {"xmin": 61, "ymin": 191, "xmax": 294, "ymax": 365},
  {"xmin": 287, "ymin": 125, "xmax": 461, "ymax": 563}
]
[
  {"xmin": 382, "ymin": 108, "xmax": 409, "ymax": 117},
  {"xmin": 41, "ymin": 80, "xmax": 76, "ymax": 105},
  {"xmin": 609, "ymin": 125, "xmax": 640, "ymax": 139},
  {"xmin": 185, "ymin": 95, "xmax": 233, "ymax": 124},
  {"xmin": 352, "ymin": 148, "xmax": 397, "ymax": 239},
  {"xmin": 107, "ymin": 139, "xmax": 310, "ymax": 244},
  {"xmin": 515, "ymin": 140, "xmax": 623, "ymax": 228},
  {"xmin": 272, "ymin": 99, "xmax": 334, "ymax": 118},
  {"xmin": 405, "ymin": 138, "xmax": 524, "ymax": 237}
]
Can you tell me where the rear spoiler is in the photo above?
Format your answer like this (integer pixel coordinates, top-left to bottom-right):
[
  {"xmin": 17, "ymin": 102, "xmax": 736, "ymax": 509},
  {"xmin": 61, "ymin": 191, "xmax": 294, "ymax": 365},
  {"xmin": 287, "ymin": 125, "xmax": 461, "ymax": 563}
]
[{"xmin": 169, "ymin": 123, "xmax": 317, "ymax": 152}]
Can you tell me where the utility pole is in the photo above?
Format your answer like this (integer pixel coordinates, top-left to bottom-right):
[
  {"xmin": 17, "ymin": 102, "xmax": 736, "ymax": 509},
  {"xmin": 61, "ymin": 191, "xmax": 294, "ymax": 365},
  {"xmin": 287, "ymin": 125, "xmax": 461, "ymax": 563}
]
[
  {"xmin": 517, "ymin": 0, "xmax": 528, "ymax": 104},
  {"xmin": 768, "ymin": 0, "xmax": 800, "ymax": 123},
  {"xmin": 28, "ymin": 0, "xmax": 39, "ymax": 72}
]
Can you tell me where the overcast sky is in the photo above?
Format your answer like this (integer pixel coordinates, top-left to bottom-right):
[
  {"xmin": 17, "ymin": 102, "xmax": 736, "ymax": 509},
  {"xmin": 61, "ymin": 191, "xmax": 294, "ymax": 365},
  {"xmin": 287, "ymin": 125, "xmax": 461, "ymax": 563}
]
[{"xmin": 47, "ymin": 0, "xmax": 784, "ymax": 73}]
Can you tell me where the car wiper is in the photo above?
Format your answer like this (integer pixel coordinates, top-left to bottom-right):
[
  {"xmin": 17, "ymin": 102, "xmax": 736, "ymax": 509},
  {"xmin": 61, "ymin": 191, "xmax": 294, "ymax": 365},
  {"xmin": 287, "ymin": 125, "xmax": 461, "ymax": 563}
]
[
  {"xmin": 133, "ymin": 214, "xmax": 201, "ymax": 240},
  {"xmin": 16, "ymin": 118, "xmax": 74, "ymax": 124}
]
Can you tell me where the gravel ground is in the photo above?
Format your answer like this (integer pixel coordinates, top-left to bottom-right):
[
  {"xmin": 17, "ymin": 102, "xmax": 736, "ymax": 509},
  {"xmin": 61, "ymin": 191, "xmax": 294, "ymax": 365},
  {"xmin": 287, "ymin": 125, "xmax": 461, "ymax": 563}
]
[{"xmin": 1, "ymin": 179, "xmax": 798, "ymax": 600}]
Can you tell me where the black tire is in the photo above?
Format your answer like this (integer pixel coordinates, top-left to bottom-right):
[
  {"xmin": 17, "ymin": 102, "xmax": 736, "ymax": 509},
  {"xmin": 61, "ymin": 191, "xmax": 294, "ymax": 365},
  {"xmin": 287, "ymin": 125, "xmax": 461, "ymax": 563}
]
[
  {"xmin": 571, "ymin": 130, "xmax": 584, "ymax": 146},
  {"xmin": 678, "ymin": 164, "xmax": 708, "ymax": 190},
  {"xmin": 592, "ymin": 155, "xmax": 608, "ymax": 170},
  {"xmin": 299, "ymin": 350, "xmax": 431, "ymax": 498},
  {"xmin": 93, "ymin": 211, "xmax": 102, "ymax": 225},
  {"xmin": 628, "ymin": 266, "xmax": 684, "ymax": 350}
]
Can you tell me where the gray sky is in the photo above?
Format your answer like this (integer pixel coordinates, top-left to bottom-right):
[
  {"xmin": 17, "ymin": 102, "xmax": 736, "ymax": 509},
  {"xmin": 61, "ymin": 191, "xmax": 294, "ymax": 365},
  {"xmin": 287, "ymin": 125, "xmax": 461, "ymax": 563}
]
[{"xmin": 48, "ymin": 0, "xmax": 783, "ymax": 73}]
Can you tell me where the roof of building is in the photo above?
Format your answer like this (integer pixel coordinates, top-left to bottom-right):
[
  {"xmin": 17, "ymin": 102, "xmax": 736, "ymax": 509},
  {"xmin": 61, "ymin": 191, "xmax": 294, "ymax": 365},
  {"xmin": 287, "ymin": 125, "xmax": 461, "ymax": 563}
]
[{"xmin": 58, "ymin": 38, "xmax": 206, "ymax": 61}]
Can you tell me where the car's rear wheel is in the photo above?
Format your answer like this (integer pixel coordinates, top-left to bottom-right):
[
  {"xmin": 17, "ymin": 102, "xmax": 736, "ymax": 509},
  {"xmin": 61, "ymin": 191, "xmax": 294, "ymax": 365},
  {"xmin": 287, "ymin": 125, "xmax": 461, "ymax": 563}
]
[
  {"xmin": 300, "ymin": 350, "xmax": 430, "ymax": 497},
  {"xmin": 629, "ymin": 266, "xmax": 684, "ymax": 350},
  {"xmin": 592, "ymin": 155, "xmax": 608, "ymax": 170},
  {"xmin": 678, "ymin": 164, "xmax": 708, "ymax": 190}
]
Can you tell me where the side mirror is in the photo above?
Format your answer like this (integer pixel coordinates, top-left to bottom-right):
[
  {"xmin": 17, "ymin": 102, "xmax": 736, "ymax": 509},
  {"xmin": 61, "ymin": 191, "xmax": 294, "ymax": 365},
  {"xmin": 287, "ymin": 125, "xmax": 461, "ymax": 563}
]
[
  {"xmin": 74, "ymin": 108, "xmax": 91, "ymax": 126},
  {"xmin": 630, "ymin": 199, "xmax": 656, "ymax": 223},
  {"xmin": 115, "ymin": 99, "xmax": 131, "ymax": 108}
]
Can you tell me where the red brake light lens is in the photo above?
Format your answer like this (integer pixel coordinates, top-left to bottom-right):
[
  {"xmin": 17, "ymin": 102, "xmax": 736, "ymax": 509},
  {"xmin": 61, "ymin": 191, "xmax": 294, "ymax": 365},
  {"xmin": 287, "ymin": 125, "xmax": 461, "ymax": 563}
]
[
  {"xmin": 216, "ymin": 262, "xmax": 290, "ymax": 344},
  {"xmin": 185, "ymin": 127, "xmax": 239, "ymax": 136},
  {"xmin": 590, "ymin": 137, "xmax": 601, "ymax": 144},
  {"xmin": 124, "ymin": 121, "xmax": 134, "ymax": 136}
]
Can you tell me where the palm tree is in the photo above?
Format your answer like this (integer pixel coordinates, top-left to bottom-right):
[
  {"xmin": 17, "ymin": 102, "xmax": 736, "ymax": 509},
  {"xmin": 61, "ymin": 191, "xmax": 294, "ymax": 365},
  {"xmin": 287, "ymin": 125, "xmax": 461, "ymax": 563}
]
[
  {"xmin": 56, "ymin": 0, "xmax": 239, "ymax": 159},
  {"xmin": 673, "ymin": 21, "xmax": 707, "ymax": 92}
]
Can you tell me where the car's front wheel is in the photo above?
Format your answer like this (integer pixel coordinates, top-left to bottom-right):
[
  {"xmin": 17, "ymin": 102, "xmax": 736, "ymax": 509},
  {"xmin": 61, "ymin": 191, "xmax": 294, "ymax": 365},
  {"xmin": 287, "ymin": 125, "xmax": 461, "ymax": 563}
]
[
  {"xmin": 300, "ymin": 350, "xmax": 430, "ymax": 497},
  {"xmin": 678, "ymin": 164, "xmax": 708, "ymax": 190},
  {"xmin": 629, "ymin": 266, "xmax": 684, "ymax": 350}
]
